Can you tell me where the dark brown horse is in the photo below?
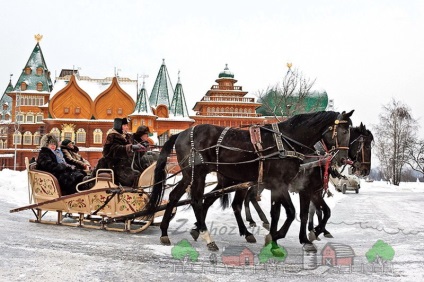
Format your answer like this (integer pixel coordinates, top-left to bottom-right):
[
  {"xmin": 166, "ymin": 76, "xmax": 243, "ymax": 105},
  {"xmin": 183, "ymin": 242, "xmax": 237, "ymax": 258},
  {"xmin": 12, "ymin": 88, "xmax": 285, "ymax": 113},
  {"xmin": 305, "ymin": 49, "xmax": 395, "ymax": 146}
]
[
  {"xmin": 307, "ymin": 123, "xmax": 374, "ymax": 240},
  {"xmin": 147, "ymin": 110, "xmax": 354, "ymax": 252}
]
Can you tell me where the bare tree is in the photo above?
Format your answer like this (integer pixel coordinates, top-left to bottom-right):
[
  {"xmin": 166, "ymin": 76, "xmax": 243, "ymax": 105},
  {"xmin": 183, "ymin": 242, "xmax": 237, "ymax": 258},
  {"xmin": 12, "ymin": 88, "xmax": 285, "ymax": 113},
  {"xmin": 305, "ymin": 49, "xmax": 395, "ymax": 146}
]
[
  {"xmin": 374, "ymin": 99, "xmax": 418, "ymax": 185},
  {"xmin": 405, "ymin": 139, "xmax": 424, "ymax": 176},
  {"xmin": 256, "ymin": 64, "xmax": 322, "ymax": 119}
]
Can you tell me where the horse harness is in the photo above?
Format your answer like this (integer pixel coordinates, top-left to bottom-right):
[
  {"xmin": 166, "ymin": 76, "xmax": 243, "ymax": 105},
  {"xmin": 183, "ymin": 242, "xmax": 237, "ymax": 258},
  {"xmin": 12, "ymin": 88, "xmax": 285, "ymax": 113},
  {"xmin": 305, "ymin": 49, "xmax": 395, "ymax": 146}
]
[{"xmin": 186, "ymin": 118, "xmax": 349, "ymax": 192}]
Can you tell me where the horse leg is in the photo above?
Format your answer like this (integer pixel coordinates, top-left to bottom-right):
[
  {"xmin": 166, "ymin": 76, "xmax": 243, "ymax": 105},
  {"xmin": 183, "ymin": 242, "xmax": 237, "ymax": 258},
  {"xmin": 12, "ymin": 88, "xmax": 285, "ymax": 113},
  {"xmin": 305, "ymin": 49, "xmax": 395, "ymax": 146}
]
[
  {"xmin": 159, "ymin": 180, "xmax": 188, "ymax": 245},
  {"xmin": 313, "ymin": 204, "xmax": 332, "ymax": 238},
  {"xmin": 308, "ymin": 195, "xmax": 332, "ymax": 242},
  {"xmin": 190, "ymin": 183, "xmax": 223, "ymax": 241},
  {"xmin": 266, "ymin": 188, "xmax": 297, "ymax": 256},
  {"xmin": 232, "ymin": 189, "xmax": 256, "ymax": 243},
  {"xmin": 244, "ymin": 188, "xmax": 256, "ymax": 228},
  {"xmin": 245, "ymin": 185, "xmax": 270, "ymax": 230},
  {"xmin": 299, "ymin": 192, "xmax": 317, "ymax": 252},
  {"xmin": 314, "ymin": 198, "xmax": 333, "ymax": 238},
  {"xmin": 308, "ymin": 202, "xmax": 316, "ymax": 231},
  {"xmin": 190, "ymin": 174, "xmax": 219, "ymax": 251},
  {"xmin": 264, "ymin": 194, "xmax": 281, "ymax": 247}
]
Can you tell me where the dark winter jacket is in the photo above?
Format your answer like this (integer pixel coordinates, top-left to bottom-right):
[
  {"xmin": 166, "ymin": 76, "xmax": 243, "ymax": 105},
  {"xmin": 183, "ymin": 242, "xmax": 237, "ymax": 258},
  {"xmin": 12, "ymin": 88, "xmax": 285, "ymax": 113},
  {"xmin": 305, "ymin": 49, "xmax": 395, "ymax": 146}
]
[
  {"xmin": 94, "ymin": 129, "xmax": 140, "ymax": 187},
  {"xmin": 61, "ymin": 144, "xmax": 90, "ymax": 170},
  {"xmin": 36, "ymin": 134, "xmax": 86, "ymax": 196}
]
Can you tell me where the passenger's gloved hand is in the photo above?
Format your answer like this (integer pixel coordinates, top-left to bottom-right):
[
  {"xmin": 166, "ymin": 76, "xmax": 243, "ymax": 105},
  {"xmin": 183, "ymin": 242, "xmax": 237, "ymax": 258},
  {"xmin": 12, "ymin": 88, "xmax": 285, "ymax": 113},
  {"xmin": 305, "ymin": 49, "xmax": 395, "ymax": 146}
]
[{"xmin": 132, "ymin": 143, "xmax": 146, "ymax": 152}]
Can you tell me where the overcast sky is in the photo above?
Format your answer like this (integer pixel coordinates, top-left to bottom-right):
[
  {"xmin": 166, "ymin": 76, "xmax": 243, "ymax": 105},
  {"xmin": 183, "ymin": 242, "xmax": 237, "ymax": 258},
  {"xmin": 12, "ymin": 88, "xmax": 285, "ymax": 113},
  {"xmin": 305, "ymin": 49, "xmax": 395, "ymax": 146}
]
[{"xmin": 1, "ymin": 0, "xmax": 423, "ymax": 136}]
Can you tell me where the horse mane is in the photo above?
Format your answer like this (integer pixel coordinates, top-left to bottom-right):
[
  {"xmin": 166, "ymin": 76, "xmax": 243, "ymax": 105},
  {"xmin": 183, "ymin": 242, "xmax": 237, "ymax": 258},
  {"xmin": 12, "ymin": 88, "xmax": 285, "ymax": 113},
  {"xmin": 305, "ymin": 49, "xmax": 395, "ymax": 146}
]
[{"xmin": 285, "ymin": 111, "xmax": 340, "ymax": 128}]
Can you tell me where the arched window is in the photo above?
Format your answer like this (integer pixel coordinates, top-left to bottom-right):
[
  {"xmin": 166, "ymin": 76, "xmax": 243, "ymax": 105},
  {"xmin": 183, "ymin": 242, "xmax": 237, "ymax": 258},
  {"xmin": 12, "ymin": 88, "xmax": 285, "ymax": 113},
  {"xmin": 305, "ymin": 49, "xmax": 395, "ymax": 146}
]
[
  {"xmin": 16, "ymin": 114, "xmax": 24, "ymax": 123},
  {"xmin": 61, "ymin": 124, "xmax": 75, "ymax": 141},
  {"xmin": 76, "ymin": 128, "xmax": 86, "ymax": 143},
  {"xmin": 0, "ymin": 140, "xmax": 3, "ymax": 149},
  {"xmin": 36, "ymin": 114, "xmax": 43, "ymax": 123},
  {"xmin": 21, "ymin": 82, "xmax": 27, "ymax": 91},
  {"xmin": 26, "ymin": 113, "xmax": 34, "ymax": 123},
  {"xmin": 36, "ymin": 67, "xmax": 43, "ymax": 75},
  {"xmin": 13, "ymin": 131, "xmax": 22, "ymax": 145},
  {"xmin": 93, "ymin": 129, "xmax": 103, "ymax": 144},
  {"xmin": 33, "ymin": 132, "xmax": 41, "ymax": 146},
  {"xmin": 50, "ymin": 128, "xmax": 61, "ymax": 141},
  {"xmin": 23, "ymin": 131, "xmax": 32, "ymax": 145},
  {"xmin": 37, "ymin": 82, "xmax": 43, "ymax": 91},
  {"xmin": 25, "ymin": 67, "xmax": 31, "ymax": 75}
]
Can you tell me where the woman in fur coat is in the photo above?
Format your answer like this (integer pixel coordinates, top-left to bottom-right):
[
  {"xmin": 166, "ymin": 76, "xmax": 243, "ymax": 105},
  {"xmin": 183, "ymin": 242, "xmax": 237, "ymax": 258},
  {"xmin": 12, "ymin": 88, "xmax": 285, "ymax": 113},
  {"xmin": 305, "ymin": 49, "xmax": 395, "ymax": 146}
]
[
  {"xmin": 36, "ymin": 134, "xmax": 86, "ymax": 196},
  {"xmin": 60, "ymin": 139, "xmax": 91, "ymax": 172}
]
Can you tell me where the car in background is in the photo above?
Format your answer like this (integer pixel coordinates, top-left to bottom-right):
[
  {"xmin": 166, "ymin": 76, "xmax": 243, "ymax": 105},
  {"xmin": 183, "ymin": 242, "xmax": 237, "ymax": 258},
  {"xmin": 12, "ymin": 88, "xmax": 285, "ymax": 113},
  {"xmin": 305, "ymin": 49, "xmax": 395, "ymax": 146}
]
[{"xmin": 335, "ymin": 174, "xmax": 361, "ymax": 194}]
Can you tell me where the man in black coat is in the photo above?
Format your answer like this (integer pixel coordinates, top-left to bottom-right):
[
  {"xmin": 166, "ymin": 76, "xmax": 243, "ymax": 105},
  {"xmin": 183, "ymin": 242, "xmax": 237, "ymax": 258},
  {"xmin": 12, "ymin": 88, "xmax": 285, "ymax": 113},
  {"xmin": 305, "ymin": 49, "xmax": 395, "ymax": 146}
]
[
  {"xmin": 93, "ymin": 117, "xmax": 143, "ymax": 187},
  {"xmin": 36, "ymin": 134, "xmax": 86, "ymax": 196}
]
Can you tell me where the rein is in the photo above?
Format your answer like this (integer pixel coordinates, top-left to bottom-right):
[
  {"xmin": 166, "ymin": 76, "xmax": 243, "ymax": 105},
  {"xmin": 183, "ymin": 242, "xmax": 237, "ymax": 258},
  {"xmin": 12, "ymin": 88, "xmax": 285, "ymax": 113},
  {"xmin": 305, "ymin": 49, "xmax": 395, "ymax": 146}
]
[{"xmin": 350, "ymin": 135, "xmax": 371, "ymax": 165}]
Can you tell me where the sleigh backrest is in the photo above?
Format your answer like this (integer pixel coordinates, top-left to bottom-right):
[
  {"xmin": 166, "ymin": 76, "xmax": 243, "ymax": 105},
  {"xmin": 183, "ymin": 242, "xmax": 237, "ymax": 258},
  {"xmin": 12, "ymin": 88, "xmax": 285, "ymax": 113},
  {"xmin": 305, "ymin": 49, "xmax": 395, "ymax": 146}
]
[{"xmin": 25, "ymin": 157, "xmax": 64, "ymax": 209}]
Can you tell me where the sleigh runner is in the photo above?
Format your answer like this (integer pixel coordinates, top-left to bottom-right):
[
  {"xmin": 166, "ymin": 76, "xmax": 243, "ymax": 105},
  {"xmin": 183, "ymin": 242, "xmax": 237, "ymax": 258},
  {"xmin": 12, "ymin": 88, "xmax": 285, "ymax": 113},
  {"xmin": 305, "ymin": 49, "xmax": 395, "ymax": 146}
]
[{"xmin": 10, "ymin": 157, "xmax": 255, "ymax": 233}]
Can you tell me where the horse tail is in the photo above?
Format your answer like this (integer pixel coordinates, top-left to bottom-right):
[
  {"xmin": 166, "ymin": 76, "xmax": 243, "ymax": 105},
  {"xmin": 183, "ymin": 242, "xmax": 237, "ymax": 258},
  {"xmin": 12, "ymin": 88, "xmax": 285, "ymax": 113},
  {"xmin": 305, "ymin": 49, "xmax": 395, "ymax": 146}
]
[
  {"xmin": 146, "ymin": 133, "xmax": 180, "ymax": 214},
  {"xmin": 219, "ymin": 193, "xmax": 231, "ymax": 210}
]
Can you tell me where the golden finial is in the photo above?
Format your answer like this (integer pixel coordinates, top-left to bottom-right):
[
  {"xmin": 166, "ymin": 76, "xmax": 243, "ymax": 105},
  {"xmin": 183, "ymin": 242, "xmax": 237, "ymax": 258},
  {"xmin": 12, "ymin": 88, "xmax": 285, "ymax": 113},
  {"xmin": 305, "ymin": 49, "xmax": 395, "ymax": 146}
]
[
  {"xmin": 287, "ymin": 62, "xmax": 292, "ymax": 69},
  {"xmin": 34, "ymin": 34, "xmax": 43, "ymax": 43}
]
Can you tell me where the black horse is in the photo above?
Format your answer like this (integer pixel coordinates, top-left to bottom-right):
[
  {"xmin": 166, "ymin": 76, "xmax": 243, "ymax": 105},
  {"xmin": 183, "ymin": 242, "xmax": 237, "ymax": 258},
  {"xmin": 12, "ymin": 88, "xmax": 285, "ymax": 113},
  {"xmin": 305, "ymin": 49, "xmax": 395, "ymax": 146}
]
[
  {"xmin": 307, "ymin": 123, "xmax": 374, "ymax": 240},
  {"xmin": 240, "ymin": 123, "xmax": 374, "ymax": 245},
  {"xmin": 147, "ymin": 110, "xmax": 353, "ymax": 252},
  {"xmin": 190, "ymin": 121, "xmax": 360, "ymax": 252}
]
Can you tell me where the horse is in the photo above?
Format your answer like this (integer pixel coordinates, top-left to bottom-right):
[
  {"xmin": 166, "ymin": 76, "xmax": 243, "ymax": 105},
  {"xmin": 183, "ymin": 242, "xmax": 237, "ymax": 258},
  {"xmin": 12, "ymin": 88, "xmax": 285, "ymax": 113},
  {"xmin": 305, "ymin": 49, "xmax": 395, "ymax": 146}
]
[
  {"xmin": 147, "ymin": 110, "xmax": 354, "ymax": 252},
  {"xmin": 241, "ymin": 122, "xmax": 373, "ymax": 244},
  {"xmin": 190, "ymin": 122, "xmax": 359, "ymax": 252},
  {"xmin": 307, "ymin": 122, "xmax": 374, "ymax": 240}
]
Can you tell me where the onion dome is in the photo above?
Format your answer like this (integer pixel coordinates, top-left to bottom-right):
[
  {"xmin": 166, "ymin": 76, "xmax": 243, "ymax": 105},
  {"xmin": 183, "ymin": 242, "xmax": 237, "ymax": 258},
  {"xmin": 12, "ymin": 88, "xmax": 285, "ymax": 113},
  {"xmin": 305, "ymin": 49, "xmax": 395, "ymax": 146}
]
[{"xmin": 218, "ymin": 64, "xmax": 234, "ymax": 78}]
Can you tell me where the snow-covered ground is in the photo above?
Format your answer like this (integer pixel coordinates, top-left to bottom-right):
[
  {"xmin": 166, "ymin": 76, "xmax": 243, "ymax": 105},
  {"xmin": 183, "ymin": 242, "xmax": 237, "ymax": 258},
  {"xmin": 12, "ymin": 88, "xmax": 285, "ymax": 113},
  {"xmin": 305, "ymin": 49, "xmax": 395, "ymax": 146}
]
[{"xmin": 1, "ymin": 168, "xmax": 424, "ymax": 282}]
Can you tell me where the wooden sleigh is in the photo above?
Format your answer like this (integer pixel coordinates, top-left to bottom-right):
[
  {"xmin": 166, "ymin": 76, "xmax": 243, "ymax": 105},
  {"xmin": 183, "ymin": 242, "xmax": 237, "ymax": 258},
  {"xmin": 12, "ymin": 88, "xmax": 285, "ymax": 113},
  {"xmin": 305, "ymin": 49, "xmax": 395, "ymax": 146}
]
[{"xmin": 9, "ymin": 157, "xmax": 176, "ymax": 233}]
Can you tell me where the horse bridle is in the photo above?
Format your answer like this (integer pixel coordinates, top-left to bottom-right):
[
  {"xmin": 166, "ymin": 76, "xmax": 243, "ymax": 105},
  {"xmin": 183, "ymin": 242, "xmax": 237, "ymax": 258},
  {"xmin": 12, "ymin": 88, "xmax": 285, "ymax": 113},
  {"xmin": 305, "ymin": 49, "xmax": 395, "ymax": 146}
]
[
  {"xmin": 350, "ymin": 134, "xmax": 372, "ymax": 166},
  {"xmin": 319, "ymin": 117, "xmax": 350, "ymax": 156}
]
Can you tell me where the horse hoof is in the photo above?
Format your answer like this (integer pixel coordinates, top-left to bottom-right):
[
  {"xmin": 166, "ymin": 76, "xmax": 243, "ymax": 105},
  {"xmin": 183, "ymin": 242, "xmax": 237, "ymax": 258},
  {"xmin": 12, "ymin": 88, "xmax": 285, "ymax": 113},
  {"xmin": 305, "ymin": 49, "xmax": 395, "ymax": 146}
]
[
  {"xmin": 262, "ymin": 223, "xmax": 270, "ymax": 231},
  {"xmin": 160, "ymin": 236, "xmax": 171, "ymax": 245},
  {"xmin": 264, "ymin": 234, "xmax": 272, "ymax": 246},
  {"xmin": 324, "ymin": 232, "xmax": 334, "ymax": 238},
  {"xmin": 249, "ymin": 222, "xmax": 257, "ymax": 227},
  {"xmin": 190, "ymin": 229, "xmax": 199, "ymax": 241},
  {"xmin": 308, "ymin": 230, "xmax": 317, "ymax": 242},
  {"xmin": 207, "ymin": 242, "xmax": 219, "ymax": 251},
  {"xmin": 303, "ymin": 243, "xmax": 317, "ymax": 253},
  {"xmin": 245, "ymin": 235, "xmax": 256, "ymax": 243}
]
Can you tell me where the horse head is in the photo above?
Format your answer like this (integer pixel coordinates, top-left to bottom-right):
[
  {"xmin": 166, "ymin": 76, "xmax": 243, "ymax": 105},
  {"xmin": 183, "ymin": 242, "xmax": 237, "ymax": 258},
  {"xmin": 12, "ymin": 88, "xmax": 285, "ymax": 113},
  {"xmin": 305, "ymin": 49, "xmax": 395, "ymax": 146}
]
[
  {"xmin": 349, "ymin": 122, "xmax": 374, "ymax": 176},
  {"xmin": 320, "ymin": 110, "xmax": 354, "ymax": 167}
]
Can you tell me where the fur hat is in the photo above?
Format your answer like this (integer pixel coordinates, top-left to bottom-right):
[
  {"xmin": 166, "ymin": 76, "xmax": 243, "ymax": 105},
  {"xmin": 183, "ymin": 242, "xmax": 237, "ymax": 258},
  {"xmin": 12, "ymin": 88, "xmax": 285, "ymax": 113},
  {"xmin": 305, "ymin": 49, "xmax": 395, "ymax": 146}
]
[
  {"xmin": 40, "ymin": 133, "xmax": 59, "ymax": 148},
  {"xmin": 113, "ymin": 117, "xmax": 129, "ymax": 133},
  {"xmin": 61, "ymin": 139, "xmax": 73, "ymax": 147},
  {"xmin": 133, "ymin": 126, "xmax": 151, "ymax": 142},
  {"xmin": 136, "ymin": 125, "xmax": 150, "ymax": 136}
]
